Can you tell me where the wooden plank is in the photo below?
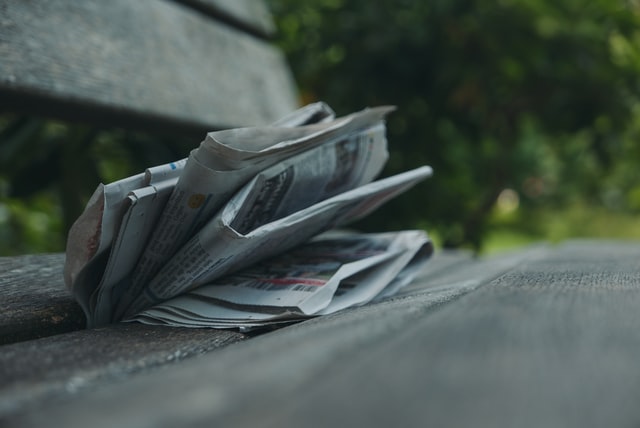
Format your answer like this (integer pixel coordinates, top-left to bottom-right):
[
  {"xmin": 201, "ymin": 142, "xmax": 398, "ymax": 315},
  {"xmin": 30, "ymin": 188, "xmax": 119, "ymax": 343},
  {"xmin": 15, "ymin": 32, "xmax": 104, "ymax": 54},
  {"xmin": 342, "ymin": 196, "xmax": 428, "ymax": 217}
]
[
  {"xmin": 238, "ymin": 240, "xmax": 640, "ymax": 428},
  {"xmin": 0, "ymin": 247, "xmax": 469, "ymax": 346},
  {"xmin": 0, "ymin": 254, "xmax": 85, "ymax": 345},
  {"xmin": 0, "ymin": 248, "xmax": 471, "ymax": 345},
  {"xmin": 174, "ymin": 0, "xmax": 276, "ymax": 38},
  {"xmin": 0, "ymin": 323, "xmax": 246, "ymax": 417},
  {"xmin": 400, "ymin": 248, "xmax": 474, "ymax": 289},
  {"xmin": 0, "ymin": 247, "xmax": 537, "ymax": 427},
  {"xmin": 415, "ymin": 248, "xmax": 475, "ymax": 278},
  {"xmin": 0, "ymin": 0, "xmax": 298, "ymax": 137}
]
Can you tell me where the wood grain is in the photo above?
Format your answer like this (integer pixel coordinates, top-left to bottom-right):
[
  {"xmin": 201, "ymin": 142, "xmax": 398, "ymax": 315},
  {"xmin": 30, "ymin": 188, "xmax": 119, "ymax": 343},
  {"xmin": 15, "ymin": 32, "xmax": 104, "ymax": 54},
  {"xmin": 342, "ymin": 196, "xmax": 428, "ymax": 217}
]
[
  {"xmin": 9, "ymin": 239, "xmax": 639, "ymax": 427},
  {"xmin": 0, "ymin": 247, "xmax": 471, "ymax": 345},
  {"xmin": 5, "ymin": 241, "xmax": 640, "ymax": 427},
  {"xmin": 0, "ymin": 323, "xmax": 246, "ymax": 417},
  {"xmin": 0, "ymin": 254, "xmax": 85, "ymax": 345},
  {"xmin": 0, "ymin": 0, "xmax": 297, "ymax": 136},
  {"xmin": 175, "ymin": 0, "xmax": 276, "ymax": 38},
  {"xmin": 0, "ymin": 246, "xmax": 535, "ymax": 427}
]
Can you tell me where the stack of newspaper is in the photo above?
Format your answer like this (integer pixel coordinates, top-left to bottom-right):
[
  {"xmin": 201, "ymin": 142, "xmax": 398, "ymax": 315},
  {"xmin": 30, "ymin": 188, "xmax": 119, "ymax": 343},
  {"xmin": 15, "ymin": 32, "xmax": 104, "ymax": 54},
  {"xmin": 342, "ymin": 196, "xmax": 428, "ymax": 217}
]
[{"xmin": 64, "ymin": 103, "xmax": 434, "ymax": 330}]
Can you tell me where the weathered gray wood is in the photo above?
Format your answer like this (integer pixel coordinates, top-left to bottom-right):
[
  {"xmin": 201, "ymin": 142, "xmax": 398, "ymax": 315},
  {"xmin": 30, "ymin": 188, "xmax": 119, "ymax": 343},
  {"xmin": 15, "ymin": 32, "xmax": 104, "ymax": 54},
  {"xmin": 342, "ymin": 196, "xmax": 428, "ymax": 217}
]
[
  {"xmin": 0, "ymin": 0, "xmax": 298, "ymax": 136},
  {"xmin": 0, "ymin": 246, "xmax": 538, "ymax": 427},
  {"xmin": 0, "ymin": 254, "xmax": 85, "ymax": 345},
  {"xmin": 400, "ymin": 247, "xmax": 475, "ymax": 290},
  {"xmin": 6, "ymin": 241, "xmax": 640, "ymax": 427},
  {"xmin": 0, "ymin": 248, "xmax": 470, "ymax": 346},
  {"xmin": 235, "ymin": 240, "xmax": 640, "ymax": 428},
  {"xmin": 175, "ymin": 0, "xmax": 276, "ymax": 38},
  {"xmin": 0, "ymin": 323, "xmax": 246, "ymax": 418}
]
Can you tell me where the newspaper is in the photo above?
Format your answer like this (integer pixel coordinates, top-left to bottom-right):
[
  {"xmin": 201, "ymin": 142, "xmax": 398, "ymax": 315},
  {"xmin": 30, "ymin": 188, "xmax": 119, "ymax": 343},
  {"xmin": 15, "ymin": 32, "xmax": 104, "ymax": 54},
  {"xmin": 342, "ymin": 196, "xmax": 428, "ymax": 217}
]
[
  {"xmin": 129, "ymin": 230, "xmax": 433, "ymax": 330},
  {"xmin": 64, "ymin": 103, "xmax": 434, "ymax": 328}
]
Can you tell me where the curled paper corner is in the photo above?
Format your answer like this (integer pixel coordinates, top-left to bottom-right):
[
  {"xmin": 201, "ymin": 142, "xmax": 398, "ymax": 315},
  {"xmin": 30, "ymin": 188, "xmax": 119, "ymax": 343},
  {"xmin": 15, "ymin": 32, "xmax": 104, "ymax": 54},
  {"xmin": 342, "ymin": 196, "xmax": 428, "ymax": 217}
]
[{"xmin": 63, "ymin": 184, "xmax": 105, "ymax": 291}]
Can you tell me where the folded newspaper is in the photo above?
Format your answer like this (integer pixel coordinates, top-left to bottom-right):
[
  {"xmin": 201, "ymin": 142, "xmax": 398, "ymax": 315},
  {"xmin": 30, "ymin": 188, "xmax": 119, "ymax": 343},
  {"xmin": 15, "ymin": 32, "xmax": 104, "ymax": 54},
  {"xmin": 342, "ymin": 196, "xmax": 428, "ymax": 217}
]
[{"xmin": 64, "ymin": 103, "xmax": 434, "ymax": 329}]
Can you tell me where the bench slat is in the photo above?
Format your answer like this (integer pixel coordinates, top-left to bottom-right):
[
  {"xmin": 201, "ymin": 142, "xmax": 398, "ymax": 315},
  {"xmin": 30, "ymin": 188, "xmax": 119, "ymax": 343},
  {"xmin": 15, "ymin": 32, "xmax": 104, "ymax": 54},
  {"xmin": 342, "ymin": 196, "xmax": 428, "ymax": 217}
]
[
  {"xmin": 5, "ymin": 242, "xmax": 640, "ymax": 427},
  {"xmin": 0, "ymin": 247, "xmax": 535, "ymax": 426},
  {"xmin": 0, "ymin": 323, "xmax": 246, "ymax": 418},
  {"xmin": 0, "ymin": 247, "xmax": 472, "ymax": 346},
  {"xmin": 224, "ymin": 240, "xmax": 638, "ymax": 428},
  {"xmin": 276, "ymin": 240, "xmax": 640, "ymax": 428},
  {"xmin": 175, "ymin": 0, "xmax": 276, "ymax": 38},
  {"xmin": 0, "ymin": 254, "xmax": 85, "ymax": 345},
  {"xmin": 0, "ymin": 0, "xmax": 297, "ymax": 136}
]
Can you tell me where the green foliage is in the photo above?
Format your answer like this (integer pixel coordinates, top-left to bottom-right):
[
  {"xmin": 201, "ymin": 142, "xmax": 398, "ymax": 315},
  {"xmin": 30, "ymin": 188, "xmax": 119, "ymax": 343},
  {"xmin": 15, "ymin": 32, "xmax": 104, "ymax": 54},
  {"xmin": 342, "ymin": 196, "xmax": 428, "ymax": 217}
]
[
  {"xmin": 268, "ymin": 0, "xmax": 640, "ymax": 250},
  {"xmin": 2, "ymin": 0, "xmax": 640, "ymax": 255},
  {"xmin": 0, "ymin": 116, "xmax": 193, "ymax": 255}
]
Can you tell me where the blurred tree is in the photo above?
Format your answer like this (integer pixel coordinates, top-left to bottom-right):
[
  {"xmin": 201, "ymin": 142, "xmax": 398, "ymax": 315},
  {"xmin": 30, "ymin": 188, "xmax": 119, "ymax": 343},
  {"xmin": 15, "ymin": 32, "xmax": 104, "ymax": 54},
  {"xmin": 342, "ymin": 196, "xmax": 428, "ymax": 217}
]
[
  {"xmin": 268, "ymin": 0, "xmax": 640, "ymax": 249},
  {"xmin": 0, "ymin": 116, "xmax": 193, "ymax": 255},
  {"xmin": 2, "ymin": 0, "xmax": 640, "ymax": 255}
]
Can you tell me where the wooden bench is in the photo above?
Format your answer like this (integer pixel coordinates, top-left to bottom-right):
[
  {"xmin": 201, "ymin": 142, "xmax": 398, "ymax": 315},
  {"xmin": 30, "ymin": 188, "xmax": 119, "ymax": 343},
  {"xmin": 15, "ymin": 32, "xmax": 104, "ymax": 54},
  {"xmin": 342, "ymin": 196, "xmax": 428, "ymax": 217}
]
[
  {"xmin": 3, "ymin": 2, "xmax": 640, "ymax": 427},
  {"xmin": 0, "ymin": 0, "xmax": 296, "ymax": 340},
  {"xmin": 0, "ymin": 0, "xmax": 289, "ymax": 416}
]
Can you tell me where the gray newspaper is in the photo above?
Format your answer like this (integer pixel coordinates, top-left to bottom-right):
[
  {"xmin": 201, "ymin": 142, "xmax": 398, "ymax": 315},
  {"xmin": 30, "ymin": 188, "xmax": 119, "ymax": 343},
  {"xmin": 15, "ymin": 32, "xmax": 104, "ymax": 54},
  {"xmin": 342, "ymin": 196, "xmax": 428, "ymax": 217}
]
[
  {"xmin": 130, "ymin": 230, "xmax": 433, "ymax": 330},
  {"xmin": 64, "ymin": 103, "xmax": 433, "ymax": 328}
]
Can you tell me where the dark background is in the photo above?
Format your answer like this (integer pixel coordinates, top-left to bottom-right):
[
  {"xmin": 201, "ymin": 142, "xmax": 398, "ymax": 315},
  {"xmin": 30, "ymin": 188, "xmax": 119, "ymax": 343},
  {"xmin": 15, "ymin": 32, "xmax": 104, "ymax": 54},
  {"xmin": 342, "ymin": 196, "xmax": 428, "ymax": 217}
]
[{"xmin": 1, "ymin": 0, "xmax": 639, "ymax": 254}]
